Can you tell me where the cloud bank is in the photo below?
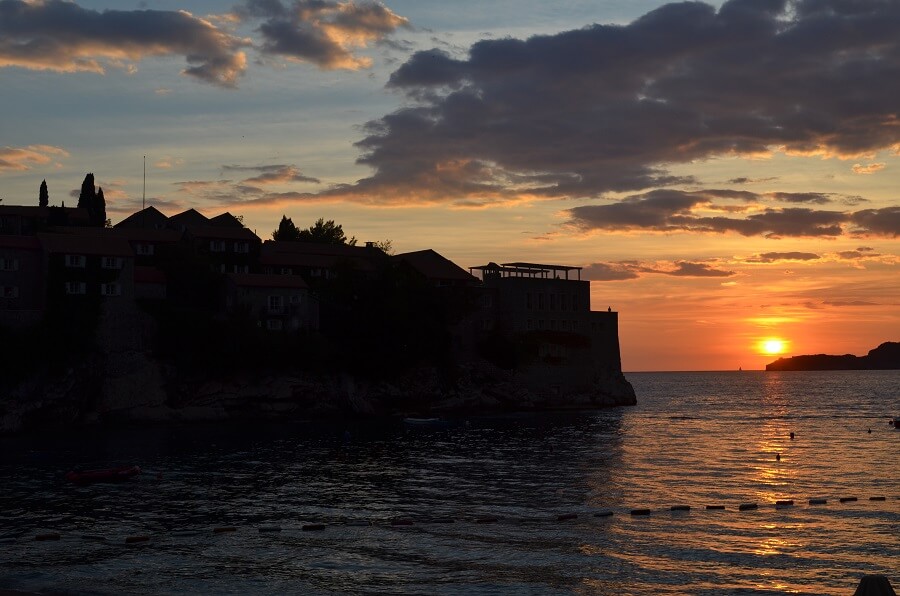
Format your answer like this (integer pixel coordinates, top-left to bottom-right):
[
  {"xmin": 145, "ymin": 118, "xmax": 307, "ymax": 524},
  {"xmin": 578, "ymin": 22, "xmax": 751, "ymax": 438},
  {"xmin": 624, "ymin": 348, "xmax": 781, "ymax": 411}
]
[{"xmin": 348, "ymin": 0, "xmax": 900, "ymax": 207}]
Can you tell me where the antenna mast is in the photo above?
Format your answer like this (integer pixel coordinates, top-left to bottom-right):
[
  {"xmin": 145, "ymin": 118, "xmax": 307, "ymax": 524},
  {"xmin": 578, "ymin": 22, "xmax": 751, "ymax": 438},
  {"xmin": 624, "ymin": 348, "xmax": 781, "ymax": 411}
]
[{"xmin": 142, "ymin": 155, "xmax": 146, "ymax": 210}]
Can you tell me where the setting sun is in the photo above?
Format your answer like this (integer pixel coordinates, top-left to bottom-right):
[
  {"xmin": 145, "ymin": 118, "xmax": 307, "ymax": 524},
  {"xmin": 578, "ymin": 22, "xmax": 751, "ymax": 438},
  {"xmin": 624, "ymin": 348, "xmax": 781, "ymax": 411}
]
[{"xmin": 760, "ymin": 339, "xmax": 787, "ymax": 355}]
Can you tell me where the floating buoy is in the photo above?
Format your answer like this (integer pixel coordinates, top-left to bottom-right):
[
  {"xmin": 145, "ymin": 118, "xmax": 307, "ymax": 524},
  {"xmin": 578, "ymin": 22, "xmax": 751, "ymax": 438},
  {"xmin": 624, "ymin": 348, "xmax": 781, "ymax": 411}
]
[
  {"xmin": 789, "ymin": 432, "xmax": 794, "ymax": 439},
  {"xmin": 739, "ymin": 503, "xmax": 758, "ymax": 511},
  {"xmin": 706, "ymin": 505, "xmax": 725, "ymax": 510},
  {"xmin": 809, "ymin": 498, "xmax": 827, "ymax": 505},
  {"xmin": 557, "ymin": 513, "xmax": 578, "ymax": 521},
  {"xmin": 344, "ymin": 520, "xmax": 372, "ymax": 527},
  {"xmin": 125, "ymin": 535, "xmax": 149, "ymax": 544},
  {"xmin": 593, "ymin": 511, "xmax": 614, "ymax": 518},
  {"xmin": 839, "ymin": 497, "xmax": 858, "ymax": 503},
  {"xmin": 775, "ymin": 500, "xmax": 794, "ymax": 507},
  {"xmin": 869, "ymin": 496, "xmax": 886, "ymax": 501},
  {"xmin": 213, "ymin": 527, "xmax": 237, "ymax": 533},
  {"xmin": 775, "ymin": 453, "xmax": 781, "ymax": 461},
  {"xmin": 630, "ymin": 509, "xmax": 651, "ymax": 516},
  {"xmin": 34, "ymin": 533, "xmax": 60, "ymax": 541},
  {"xmin": 302, "ymin": 524, "xmax": 326, "ymax": 532},
  {"xmin": 670, "ymin": 505, "xmax": 690, "ymax": 512}
]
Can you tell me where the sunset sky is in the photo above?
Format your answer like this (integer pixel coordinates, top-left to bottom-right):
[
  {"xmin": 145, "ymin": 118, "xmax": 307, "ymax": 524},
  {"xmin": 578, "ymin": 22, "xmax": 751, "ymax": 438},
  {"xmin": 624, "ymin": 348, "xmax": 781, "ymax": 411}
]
[{"xmin": 2, "ymin": 0, "xmax": 898, "ymax": 371}]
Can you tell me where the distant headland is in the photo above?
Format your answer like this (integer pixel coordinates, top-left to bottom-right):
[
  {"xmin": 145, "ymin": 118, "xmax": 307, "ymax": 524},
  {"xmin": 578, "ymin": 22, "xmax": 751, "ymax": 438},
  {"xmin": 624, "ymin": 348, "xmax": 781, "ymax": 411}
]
[{"xmin": 765, "ymin": 342, "xmax": 900, "ymax": 371}]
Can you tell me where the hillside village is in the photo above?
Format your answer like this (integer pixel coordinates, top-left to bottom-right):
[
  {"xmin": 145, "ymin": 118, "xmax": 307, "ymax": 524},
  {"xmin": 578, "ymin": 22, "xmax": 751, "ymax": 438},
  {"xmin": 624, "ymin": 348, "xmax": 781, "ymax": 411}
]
[{"xmin": 0, "ymin": 177, "xmax": 635, "ymax": 432}]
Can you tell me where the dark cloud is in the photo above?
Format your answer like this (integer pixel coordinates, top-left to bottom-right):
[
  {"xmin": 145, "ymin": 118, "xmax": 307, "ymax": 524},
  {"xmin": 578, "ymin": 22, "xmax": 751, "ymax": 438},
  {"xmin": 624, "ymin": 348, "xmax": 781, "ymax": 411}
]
[
  {"xmin": 566, "ymin": 190, "xmax": 851, "ymax": 237},
  {"xmin": 222, "ymin": 164, "xmax": 320, "ymax": 184},
  {"xmin": 727, "ymin": 176, "xmax": 779, "ymax": 185},
  {"xmin": 746, "ymin": 252, "xmax": 821, "ymax": 263},
  {"xmin": 836, "ymin": 247, "xmax": 880, "ymax": 259},
  {"xmin": 661, "ymin": 262, "xmax": 736, "ymax": 277},
  {"xmin": 850, "ymin": 206, "xmax": 900, "ymax": 237},
  {"xmin": 767, "ymin": 192, "xmax": 833, "ymax": 204},
  {"xmin": 346, "ymin": 0, "xmax": 900, "ymax": 202},
  {"xmin": 583, "ymin": 263, "xmax": 639, "ymax": 281},
  {"xmin": 233, "ymin": 0, "xmax": 408, "ymax": 70},
  {"xmin": 0, "ymin": 0, "xmax": 248, "ymax": 87}
]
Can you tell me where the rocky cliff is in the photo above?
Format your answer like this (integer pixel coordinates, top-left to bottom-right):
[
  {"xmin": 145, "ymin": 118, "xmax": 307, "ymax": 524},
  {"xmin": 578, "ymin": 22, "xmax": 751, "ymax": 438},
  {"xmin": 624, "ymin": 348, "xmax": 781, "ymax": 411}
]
[{"xmin": 0, "ymin": 306, "xmax": 636, "ymax": 435}]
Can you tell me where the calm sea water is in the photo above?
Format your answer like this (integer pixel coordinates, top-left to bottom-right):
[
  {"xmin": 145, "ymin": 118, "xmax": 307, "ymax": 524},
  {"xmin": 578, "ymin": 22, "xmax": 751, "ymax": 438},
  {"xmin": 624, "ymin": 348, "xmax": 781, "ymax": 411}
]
[{"xmin": 1, "ymin": 371, "xmax": 898, "ymax": 595}]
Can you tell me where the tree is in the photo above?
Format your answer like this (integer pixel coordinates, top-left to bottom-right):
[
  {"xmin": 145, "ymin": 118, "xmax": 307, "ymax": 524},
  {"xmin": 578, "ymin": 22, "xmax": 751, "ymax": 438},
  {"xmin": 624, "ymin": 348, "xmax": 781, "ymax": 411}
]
[
  {"xmin": 95, "ymin": 187, "xmax": 106, "ymax": 227},
  {"xmin": 272, "ymin": 215, "xmax": 300, "ymax": 241},
  {"xmin": 372, "ymin": 239, "xmax": 394, "ymax": 255},
  {"xmin": 39, "ymin": 179, "xmax": 49, "ymax": 207},
  {"xmin": 298, "ymin": 218, "xmax": 357, "ymax": 245},
  {"xmin": 77, "ymin": 173, "xmax": 95, "ymax": 209}
]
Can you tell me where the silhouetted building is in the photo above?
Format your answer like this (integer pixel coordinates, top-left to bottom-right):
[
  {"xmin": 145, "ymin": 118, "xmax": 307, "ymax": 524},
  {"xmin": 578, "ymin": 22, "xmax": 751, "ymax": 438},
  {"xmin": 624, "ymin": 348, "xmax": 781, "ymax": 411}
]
[
  {"xmin": 0, "ymin": 205, "xmax": 90, "ymax": 236},
  {"xmin": 224, "ymin": 273, "xmax": 318, "ymax": 332},
  {"xmin": 0, "ymin": 235, "xmax": 44, "ymax": 327},
  {"xmin": 393, "ymin": 249, "xmax": 478, "ymax": 287},
  {"xmin": 38, "ymin": 232, "xmax": 135, "ymax": 302},
  {"xmin": 260, "ymin": 240, "xmax": 387, "ymax": 283}
]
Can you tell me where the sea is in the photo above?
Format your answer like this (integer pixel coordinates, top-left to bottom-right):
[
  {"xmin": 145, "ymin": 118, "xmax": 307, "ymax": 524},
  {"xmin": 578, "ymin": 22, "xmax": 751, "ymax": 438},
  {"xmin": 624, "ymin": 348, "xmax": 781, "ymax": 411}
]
[{"xmin": 1, "ymin": 370, "xmax": 897, "ymax": 595}]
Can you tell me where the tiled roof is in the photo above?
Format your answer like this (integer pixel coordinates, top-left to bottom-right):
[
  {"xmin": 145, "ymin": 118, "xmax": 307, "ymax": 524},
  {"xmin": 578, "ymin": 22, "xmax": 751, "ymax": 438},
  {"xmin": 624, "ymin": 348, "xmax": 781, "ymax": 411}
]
[
  {"xmin": 114, "ymin": 206, "xmax": 170, "ymax": 229},
  {"xmin": 38, "ymin": 232, "xmax": 134, "ymax": 257},
  {"xmin": 187, "ymin": 225, "xmax": 261, "ymax": 241},
  {"xmin": 0, "ymin": 236, "xmax": 42, "ymax": 250},
  {"xmin": 394, "ymin": 249, "xmax": 476, "ymax": 282}
]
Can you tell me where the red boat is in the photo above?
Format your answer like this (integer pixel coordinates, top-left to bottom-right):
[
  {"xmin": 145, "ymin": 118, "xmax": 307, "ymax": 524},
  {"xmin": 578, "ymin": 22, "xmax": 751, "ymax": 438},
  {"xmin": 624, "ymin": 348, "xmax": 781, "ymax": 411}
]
[{"xmin": 65, "ymin": 465, "xmax": 141, "ymax": 485}]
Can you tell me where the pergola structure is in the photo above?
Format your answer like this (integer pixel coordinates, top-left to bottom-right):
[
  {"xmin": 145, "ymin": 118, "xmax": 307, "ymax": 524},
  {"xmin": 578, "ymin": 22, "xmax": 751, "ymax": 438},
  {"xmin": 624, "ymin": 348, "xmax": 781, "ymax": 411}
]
[{"xmin": 469, "ymin": 262, "xmax": 582, "ymax": 281}]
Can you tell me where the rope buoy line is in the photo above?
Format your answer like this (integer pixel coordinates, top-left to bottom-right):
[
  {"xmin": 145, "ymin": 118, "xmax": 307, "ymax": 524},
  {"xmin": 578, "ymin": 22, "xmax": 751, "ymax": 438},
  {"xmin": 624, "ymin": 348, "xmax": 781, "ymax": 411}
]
[{"xmin": 16, "ymin": 495, "xmax": 897, "ymax": 544}]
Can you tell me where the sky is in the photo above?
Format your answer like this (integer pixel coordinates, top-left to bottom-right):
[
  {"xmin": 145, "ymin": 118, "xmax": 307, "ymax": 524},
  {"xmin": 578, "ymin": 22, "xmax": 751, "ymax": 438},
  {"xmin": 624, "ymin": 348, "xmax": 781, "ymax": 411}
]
[{"xmin": 1, "ymin": 0, "xmax": 898, "ymax": 371}]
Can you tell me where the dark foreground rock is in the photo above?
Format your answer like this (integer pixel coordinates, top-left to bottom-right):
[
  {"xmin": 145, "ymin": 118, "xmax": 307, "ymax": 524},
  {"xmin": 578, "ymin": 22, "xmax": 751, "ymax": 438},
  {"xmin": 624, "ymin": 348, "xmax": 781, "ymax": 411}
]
[
  {"xmin": 1, "ymin": 357, "xmax": 635, "ymax": 435},
  {"xmin": 765, "ymin": 341, "xmax": 900, "ymax": 371}
]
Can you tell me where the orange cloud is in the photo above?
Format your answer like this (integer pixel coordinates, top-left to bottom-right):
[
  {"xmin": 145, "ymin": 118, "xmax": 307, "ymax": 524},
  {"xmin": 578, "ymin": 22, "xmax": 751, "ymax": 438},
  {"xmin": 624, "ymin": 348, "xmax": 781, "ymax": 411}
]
[
  {"xmin": 851, "ymin": 162, "xmax": 886, "ymax": 175},
  {"xmin": 0, "ymin": 145, "xmax": 68, "ymax": 172}
]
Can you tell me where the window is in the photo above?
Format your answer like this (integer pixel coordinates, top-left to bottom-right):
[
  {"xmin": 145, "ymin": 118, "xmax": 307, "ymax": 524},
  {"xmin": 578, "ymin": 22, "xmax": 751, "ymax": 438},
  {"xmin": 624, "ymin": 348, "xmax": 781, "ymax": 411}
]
[
  {"xmin": 481, "ymin": 294, "xmax": 493, "ymax": 308},
  {"xmin": 101, "ymin": 282, "xmax": 121, "ymax": 296},
  {"xmin": 538, "ymin": 320, "xmax": 545, "ymax": 330},
  {"xmin": 234, "ymin": 241, "xmax": 249, "ymax": 254},
  {"xmin": 65, "ymin": 281, "xmax": 86, "ymax": 295},
  {"xmin": 266, "ymin": 319, "xmax": 283, "ymax": 331},
  {"xmin": 65, "ymin": 254, "xmax": 86, "ymax": 268},
  {"xmin": 550, "ymin": 319, "xmax": 557, "ymax": 330},
  {"xmin": 562, "ymin": 320, "xmax": 569, "ymax": 330},
  {"xmin": 280, "ymin": 267, "xmax": 293, "ymax": 275},
  {"xmin": 136, "ymin": 243, "xmax": 155, "ymax": 256},
  {"xmin": 290, "ymin": 295, "xmax": 302, "ymax": 305},
  {"xmin": 3, "ymin": 286, "xmax": 19, "ymax": 298},
  {"xmin": 210, "ymin": 240, "xmax": 226, "ymax": 252},
  {"xmin": 526, "ymin": 292, "xmax": 532, "ymax": 309},
  {"xmin": 481, "ymin": 319, "xmax": 494, "ymax": 331},
  {"xmin": 102, "ymin": 257, "xmax": 123, "ymax": 269},
  {"xmin": 0, "ymin": 258, "xmax": 18, "ymax": 271},
  {"xmin": 550, "ymin": 294, "xmax": 556, "ymax": 310},
  {"xmin": 232, "ymin": 264, "xmax": 249, "ymax": 274},
  {"xmin": 268, "ymin": 295, "xmax": 284, "ymax": 314},
  {"xmin": 560, "ymin": 294, "xmax": 568, "ymax": 311},
  {"xmin": 311, "ymin": 268, "xmax": 322, "ymax": 277},
  {"xmin": 538, "ymin": 293, "xmax": 545, "ymax": 310},
  {"xmin": 527, "ymin": 319, "xmax": 533, "ymax": 330}
]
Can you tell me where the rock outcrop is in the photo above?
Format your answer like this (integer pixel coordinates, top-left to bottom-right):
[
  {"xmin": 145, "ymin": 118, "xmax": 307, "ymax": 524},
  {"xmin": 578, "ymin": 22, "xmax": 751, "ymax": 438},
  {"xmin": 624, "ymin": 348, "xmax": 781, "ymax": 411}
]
[{"xmin": 765, "ymin": 341, "xmax": 900, "ymax": 371}]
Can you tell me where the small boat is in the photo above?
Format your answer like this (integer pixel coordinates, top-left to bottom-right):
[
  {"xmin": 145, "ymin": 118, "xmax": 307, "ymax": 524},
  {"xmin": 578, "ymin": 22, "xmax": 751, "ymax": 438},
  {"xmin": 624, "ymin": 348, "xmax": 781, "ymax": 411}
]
[
  {"xmin": 403, "ymin": 417, "xmax": 442, "ymax": 425},
  {"xmin": 65, "ymin": 465, "xmax": 141, "ymax": 485}
]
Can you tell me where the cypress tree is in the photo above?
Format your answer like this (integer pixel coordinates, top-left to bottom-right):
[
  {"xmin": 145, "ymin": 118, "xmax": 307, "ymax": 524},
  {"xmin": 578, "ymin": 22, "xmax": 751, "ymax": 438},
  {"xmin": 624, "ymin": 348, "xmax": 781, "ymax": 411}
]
[
  {"xmin": 95, "ymin": 187, "xmax": 107, "ymax": 227},
  {"xmin": 77, "ymin": 173, "xmax": 95, "ymax": 210},
  {"xmin": 39, "ymin": 179, "xmax": 49, "ymax": 207}
]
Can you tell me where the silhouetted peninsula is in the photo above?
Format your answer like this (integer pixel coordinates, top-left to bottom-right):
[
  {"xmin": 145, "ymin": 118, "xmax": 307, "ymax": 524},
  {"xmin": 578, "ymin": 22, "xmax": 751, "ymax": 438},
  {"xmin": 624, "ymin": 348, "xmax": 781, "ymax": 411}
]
[{"xmin": 765, "ymin": 342, "xmax": 900, "ymax": 371}]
